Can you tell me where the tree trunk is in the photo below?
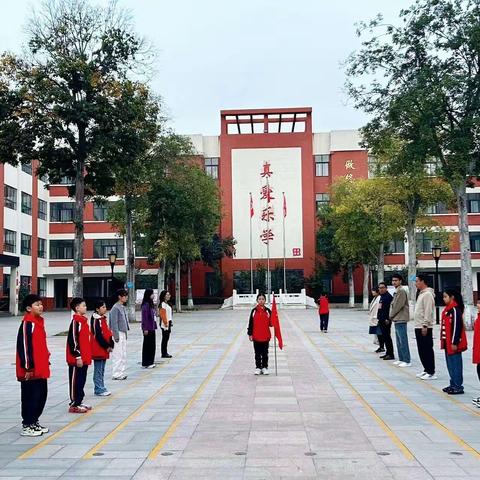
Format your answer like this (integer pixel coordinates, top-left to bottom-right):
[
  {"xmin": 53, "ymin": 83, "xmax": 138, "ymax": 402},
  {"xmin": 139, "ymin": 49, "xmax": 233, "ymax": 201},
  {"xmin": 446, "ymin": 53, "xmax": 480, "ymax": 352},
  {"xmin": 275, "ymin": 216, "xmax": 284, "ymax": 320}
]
[
  {"xmin": 157, "ymin": 258, "xmax": 166, "ymax": 307},
  {"xmin": 405, "ymin": 217, "xmax": 417, "ymax": 304},
  {"xmin": 125, "ymin": 196, "xmax": 136, "ymax": 323},
  {"xmin": 72, "ymin": 134, "xmax": 86, "ymax": 298},
  {"xmin": 456, "ymin": 184, "xmax": 474, "ymax": 327},
  {"xmin": 175, "ymin": 254, "xmax": 181, "ymax": 312},
  {"xmin": 377, "ymin": 243, "xmax": 385, "ymax": 284},
  {"xmin": 362, "ymin": 264, "xmax": 370, "ymax": 310},
  {"xmin": 348, "ymin": 264, "xmax": 355, "ymax": 308},
  {"xmin": 187, "ymin": 263, "xmax": 194, "ymax": 310}
]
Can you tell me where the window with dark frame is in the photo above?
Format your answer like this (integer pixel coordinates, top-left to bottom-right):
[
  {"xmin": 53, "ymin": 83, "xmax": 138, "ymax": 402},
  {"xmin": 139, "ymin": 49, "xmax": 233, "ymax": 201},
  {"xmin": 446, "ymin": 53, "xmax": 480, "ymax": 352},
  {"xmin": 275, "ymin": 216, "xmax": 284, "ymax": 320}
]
[
  {"xmin": 470, "ymin": 233, "xmax": 480, "ymax": 252},
  {"xmin": 93, "ymin": 202, "xmax": 109, "ymax": 221},
  {"xmin": 3, "ymin": 229, "xmax": 16, "ymax": 253},
  {"xmin": 426, "ymin": 202, "xmax": 448, "ymax": 215},
  {"xmin": 93, "ymin": 238, "xmax": 124, "ymax": 259},
  {"xmin": 386, "ymin": 239, "xmax": 405, "ymax": 254},
  {"xmin": 38, "ymin": 238, "xmax": 47, "ymax": 259},
  {"xmin": 21, "ymin": 192, "xmax": 32, "ymax": 215},
  {"xmin": 37, "ymin": 277, "xmax": 47, "ymax": 297},
  {"xmin": 204, "ymin": 158, "xmax": 219, "ymax": 179},
  {"xmin": 21, "ymin": 233, "xmax": 32, "ymax": 256},
  {"xmin": 315, "ymin": 155, "xmax": 329, "ymax": 177},
  {"xmin": 21, "ymin": 162, "xmax": 32, "ymax": 175},
  {"xmin": 38, "ymin": 199, "xmax": 47, "ymax": 220},
  {"xmin": 4, "ymin": 185, "xmax": 17, "ymax": 210},
  {"xmin": 50, "ymin": 202, "xmax": 74, "ymax": 222},
  {"xmin": 467, "ymin": 193, "xmax": 480, "ymax": 213},
  {"xmin": 315, "ymin": 193, "xmax": 330, "ymax": 210},
  {"xmin": 50, "ymin": 240, "xmax": 74, "ymax": 259}
]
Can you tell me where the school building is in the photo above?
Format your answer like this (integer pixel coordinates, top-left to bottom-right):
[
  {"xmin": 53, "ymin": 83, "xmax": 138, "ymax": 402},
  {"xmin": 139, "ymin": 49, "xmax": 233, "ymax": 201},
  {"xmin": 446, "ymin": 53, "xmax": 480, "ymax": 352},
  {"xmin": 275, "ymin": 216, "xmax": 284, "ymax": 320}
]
[{"xmin": 1, "ymin": 107, "xmax": 480, "ymax": 313}]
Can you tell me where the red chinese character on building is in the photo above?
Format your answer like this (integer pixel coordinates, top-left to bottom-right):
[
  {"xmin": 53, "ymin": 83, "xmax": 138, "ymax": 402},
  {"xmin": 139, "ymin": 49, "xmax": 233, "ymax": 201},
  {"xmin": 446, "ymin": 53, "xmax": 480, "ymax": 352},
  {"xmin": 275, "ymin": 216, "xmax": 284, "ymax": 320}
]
[
  {"xmin": 260, "ymin": 162, "xmax": 273, "ymax": 178},
  {"xmin": 260, "ymin": 185, "xmax": 275, "ymax": 202},
  {"xmin": 261, "ymin": 206, "xmax": 275, "ymax": 222},
  {"xmin": 260, "ymin": 229, "xmax": 275, "ymax": 244}
]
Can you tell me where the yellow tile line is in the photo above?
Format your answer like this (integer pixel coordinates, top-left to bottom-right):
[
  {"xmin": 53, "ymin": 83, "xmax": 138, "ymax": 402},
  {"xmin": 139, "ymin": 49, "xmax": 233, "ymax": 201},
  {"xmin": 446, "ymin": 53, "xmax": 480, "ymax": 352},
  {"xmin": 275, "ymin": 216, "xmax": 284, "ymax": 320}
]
[
  {"xmin": 148, "ymin": 327, "xmax": 244, "ymax": 460},
  {"xmin": 321, "ymin": 332, "xmax": 480, "ymax": 459},
  {"xmin": 284, "ymin": 314, "xmax": 414, "ymax": 461}
]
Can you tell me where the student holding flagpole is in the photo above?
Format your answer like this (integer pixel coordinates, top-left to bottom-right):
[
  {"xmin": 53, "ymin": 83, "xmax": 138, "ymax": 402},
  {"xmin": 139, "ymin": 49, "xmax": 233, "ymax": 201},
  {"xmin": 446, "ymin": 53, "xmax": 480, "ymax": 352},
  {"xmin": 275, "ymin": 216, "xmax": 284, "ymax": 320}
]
[{"xmin": 247, "ymin": 293, "xmax": 272, "ymax": 375}]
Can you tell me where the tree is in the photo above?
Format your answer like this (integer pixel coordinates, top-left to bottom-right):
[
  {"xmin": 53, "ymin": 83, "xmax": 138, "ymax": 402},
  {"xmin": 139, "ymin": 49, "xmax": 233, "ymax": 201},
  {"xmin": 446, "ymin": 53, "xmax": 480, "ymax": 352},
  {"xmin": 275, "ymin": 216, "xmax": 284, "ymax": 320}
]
[
  {"xmin": 0, "ymin": 0, "xmax": 150, "ymax": 296},
  {"xmin": 346, "ymin": 0, "xmax": 480, "ymax": 318}
]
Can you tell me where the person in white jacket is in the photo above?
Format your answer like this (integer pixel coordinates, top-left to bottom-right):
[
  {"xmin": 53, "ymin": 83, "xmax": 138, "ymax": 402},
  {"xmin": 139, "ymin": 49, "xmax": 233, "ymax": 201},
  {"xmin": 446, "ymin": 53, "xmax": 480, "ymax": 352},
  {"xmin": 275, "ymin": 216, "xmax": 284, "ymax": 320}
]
[{"xmin": 369, "ymin": 287, "xmax": 384, "ymax": 353}]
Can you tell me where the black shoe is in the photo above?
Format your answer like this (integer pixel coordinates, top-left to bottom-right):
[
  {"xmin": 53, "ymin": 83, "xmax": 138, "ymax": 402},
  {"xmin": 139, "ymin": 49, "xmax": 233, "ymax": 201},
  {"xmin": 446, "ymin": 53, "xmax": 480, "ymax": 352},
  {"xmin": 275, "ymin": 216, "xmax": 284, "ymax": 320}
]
[
  {"xmin": 379, "ymin": 354, "xmax": 387, "ymax": 359},
  {"xmin": 375, "ymin": 348, "xmax": 385, "ymax": 353},
  {"xmin": 162, "ymin": 354, "xmax": 172, "ymax": 358},
  {"xmin": 382, "ymin": 355, "xmax": 395, "ymax": 361},
  {"xmin": 448, "ymin": 388, "xmax": 464, "ymax": 395},
  {"xmin": 442, "ymin": 386, "xmax": 453, "ymax": 393}
]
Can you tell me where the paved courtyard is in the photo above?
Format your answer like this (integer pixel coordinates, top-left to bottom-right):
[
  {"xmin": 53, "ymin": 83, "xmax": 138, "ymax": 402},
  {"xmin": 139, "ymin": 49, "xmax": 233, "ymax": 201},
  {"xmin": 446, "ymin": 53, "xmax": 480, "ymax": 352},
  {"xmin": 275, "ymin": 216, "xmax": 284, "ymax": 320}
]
[{"xmin": 0, "ymin": 307, "xmax": 480, "ymax": 479}]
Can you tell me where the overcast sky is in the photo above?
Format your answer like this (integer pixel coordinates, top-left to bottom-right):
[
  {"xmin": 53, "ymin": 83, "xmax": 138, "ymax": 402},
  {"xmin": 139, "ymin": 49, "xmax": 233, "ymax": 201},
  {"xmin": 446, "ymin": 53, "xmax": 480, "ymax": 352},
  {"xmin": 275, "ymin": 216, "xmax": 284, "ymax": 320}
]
[{"xmin": 0, "ymin": 0, "xmax": 412, "ymax": 135}]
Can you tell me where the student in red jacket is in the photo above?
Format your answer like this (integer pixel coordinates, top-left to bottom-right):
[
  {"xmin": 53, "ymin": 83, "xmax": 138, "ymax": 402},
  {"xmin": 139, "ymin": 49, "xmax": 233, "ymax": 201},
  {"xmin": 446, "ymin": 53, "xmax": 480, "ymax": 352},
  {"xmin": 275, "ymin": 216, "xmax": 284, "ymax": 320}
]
[
  {"xmin": 318, "ymin": 294, "xmax": 330, "ymax": 333},
  {"xmin": 247, "ymin": 293, "xmax": 272, "ymax": 375},
  {"xmin": 472, "ymin": 300, "xmax": 480, "ymax": 407},
  {"xmin": 90, "ymin": 300, "xmax": 114, "ymax": 397},
  {"xmin": 440, "ymin": 289, "xmax": 468, "ymax": 395},
  {"xmin": 16, "ymin": 294, "xmax": 50, "ymax": 437},
  {"xmin": 67, "ymin": 298, "xmax": 92, "ymax": 413}
]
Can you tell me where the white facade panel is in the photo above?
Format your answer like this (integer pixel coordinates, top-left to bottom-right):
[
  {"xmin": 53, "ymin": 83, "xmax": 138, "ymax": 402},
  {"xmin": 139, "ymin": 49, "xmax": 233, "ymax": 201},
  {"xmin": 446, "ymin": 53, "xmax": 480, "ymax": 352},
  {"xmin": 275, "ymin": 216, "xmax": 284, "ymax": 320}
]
[
  {"xmin": 330, "ymin": 130, "xmax": 363, "ymax": 152},
  {"xmin": 187, "ymin": 134, "xmax": 204, "ymax": 155},
  {"xmin": 312, "ymin": 133, "xmax": 330, "ymax": 155},
  {"xmin": 203, "ymin": 136, "xmax": 220, "ymax": 157}
]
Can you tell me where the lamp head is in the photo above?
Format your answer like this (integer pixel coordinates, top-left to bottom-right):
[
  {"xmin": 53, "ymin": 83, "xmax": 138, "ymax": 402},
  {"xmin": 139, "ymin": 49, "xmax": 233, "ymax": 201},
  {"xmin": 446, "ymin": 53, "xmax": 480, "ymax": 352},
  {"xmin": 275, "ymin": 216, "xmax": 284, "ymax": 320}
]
[{"xmin": 431, "ymin": 245, "xmax": 442, "ymax": 260}]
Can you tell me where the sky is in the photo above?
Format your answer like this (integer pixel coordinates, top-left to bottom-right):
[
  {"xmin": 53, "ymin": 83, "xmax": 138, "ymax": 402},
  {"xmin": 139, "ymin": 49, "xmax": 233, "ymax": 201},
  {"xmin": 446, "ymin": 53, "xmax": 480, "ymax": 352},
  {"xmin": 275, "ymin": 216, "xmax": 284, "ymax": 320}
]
[{"xmin": 0, "ymin": 0, "xmax": 412, "ymax": 135}]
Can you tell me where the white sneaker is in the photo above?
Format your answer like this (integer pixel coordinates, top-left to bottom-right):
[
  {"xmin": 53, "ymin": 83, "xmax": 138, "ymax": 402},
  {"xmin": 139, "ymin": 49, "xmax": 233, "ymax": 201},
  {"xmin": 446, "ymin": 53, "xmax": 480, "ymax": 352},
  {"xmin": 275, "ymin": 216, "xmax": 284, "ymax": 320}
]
[
  {"xmin": 398, "ymin": 362, "xmax": 412, "ymax": 368},
  {"xmin": 254, "ymin": 368, "xmax": 261, "ymax": 375},
  {"xmin": 421, "ymin": 373, "xmax": 437, "ymax": 380},
  {"xmin": 393, "ymin": 361, "xmax": 401, "ymax": 365},
  {"xmin": 146, "ymin": 364, "xmax": 156, "ymax": 369},
  {"xmin": 33, "ymin": 422, "xmax": 49, "ymax": 433},
  {"xmin": 21, "ymin": 425, "xmax": 42, "ymax": 437},
  {"xmin": 95, "ymin": 391, "xmax": 111, "ymax": 396},
  {"xmin": 416, "ymin": 371, "xmax": 426, "ymax": 377},
  {"xmin": 262, "ymin": 368, "xmax": 269, "ymax": 375}
]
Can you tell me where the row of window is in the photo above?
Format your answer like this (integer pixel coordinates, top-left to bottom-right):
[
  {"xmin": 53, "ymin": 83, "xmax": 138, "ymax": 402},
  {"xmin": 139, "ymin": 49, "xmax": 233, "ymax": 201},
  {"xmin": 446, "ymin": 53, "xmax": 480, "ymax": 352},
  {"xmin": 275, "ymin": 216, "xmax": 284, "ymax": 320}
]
[
  {"xmin": 4, "ymin": 185, "xmax": 48, "ymax": 219},
  {"xmin": 3, "ymin": 275, "xmax": 47, "ymax": 297},
  {"xmin": 387, "ymin": 233, "xmax": 480, "ymax": 253}
]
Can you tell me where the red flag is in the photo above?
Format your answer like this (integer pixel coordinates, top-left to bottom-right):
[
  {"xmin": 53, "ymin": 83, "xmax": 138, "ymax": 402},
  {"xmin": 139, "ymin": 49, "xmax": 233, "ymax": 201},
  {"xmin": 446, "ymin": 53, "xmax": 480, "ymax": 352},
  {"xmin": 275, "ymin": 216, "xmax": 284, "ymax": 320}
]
[
  {"xmin": 283, "ymin": 192, "xmax": 287, "ymax": 218},
  {"xmin": 250, "ymin": 192, "xmax": 254, "ymax": 218},
  {"xmin": 271, "ymin": 295, "xmax": 283, "ymax": 349}
]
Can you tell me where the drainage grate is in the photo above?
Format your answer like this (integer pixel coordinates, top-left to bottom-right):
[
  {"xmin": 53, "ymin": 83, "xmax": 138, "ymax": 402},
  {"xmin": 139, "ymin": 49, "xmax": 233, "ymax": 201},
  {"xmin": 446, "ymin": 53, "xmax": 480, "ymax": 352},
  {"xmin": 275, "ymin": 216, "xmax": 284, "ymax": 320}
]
[
  {"xmin": 92, "ymin": 452, "xmax": 104, "ymax": 457},
  {"xmin": 377, "ymin": 452, "xmax": 390, "ymax": 456},
  {"xmin": 305, "ymin": 452, "xmax": 317, "ymax": 456},
  {"xmin": 161, "ymin": 452, "xmax": 174, "ymax": 456},
  {"xmin": 234, "ymin": 452, "xmax": 246, "ymax": 456},
  {"xmin": 450, "ymin": 451, "xmax": 463, "ymax": 456}
]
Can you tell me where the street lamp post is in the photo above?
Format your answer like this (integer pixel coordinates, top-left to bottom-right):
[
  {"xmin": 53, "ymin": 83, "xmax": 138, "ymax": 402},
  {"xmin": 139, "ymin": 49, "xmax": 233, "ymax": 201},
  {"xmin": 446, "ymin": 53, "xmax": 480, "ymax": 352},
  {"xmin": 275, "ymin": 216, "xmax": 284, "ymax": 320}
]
[
  {"xmin": 108, "ymin": 251, "xmax": 117, "ymax": 296},
  {"xmin": 431, "ymin": 245, "xmax": 442, "ymax": 325}
]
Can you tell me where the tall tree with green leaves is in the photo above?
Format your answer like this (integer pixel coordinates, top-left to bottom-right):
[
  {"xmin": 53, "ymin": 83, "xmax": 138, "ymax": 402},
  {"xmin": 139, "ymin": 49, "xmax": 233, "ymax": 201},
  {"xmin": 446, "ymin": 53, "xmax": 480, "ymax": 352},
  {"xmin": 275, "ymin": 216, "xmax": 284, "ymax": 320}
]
[
  {"xmin": 346, "ymin": 0, "xmax": 480, "ymax": 317},
  {"xmin": 0, "ymin": 0, "xmax": 151, "ymax": 296}
]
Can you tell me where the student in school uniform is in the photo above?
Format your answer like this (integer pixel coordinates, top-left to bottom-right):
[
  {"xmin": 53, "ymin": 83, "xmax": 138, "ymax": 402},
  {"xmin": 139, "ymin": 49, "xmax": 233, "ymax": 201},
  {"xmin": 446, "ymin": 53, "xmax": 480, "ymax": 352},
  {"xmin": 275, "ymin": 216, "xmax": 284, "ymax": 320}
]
[
  {"xmin": 247, "ymin": 293, "xmax": 272, "ymax": 375},
  {"xmin": 16, "ymin": 294, "xmax": 50, "ymax": 436},
  {"xmin": 318, "ymin": 294, "xmax": 330, "ymax": 333},
  {"xmin": 66, "ymin": 298, "xmax": 92, "ymax": 413}
]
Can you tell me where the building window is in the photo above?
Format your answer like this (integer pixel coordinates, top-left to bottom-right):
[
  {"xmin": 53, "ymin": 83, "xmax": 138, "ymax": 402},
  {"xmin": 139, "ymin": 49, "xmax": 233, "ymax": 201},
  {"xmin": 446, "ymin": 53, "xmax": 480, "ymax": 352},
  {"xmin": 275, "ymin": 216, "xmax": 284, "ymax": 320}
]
[
  {"xmin": 93, "ymin": 238, "xmax": 124, "ymax": 259},
  {"xmin": 367, "ymin": 155, "xmax": 377, "ymax": 178},
  {"xmin": 21, "ymin": 233, "xmax": 32, "ymax": 256},
  {"xmin": 315, "ymin": 193, "xmax": 330, "ymax": 210},
  {"xmin": 49, "ymin": 176, "xmax": 74, "ymax": 185},
  {"xmin": 38, "ymin": 199, "xmax": 47, "ymax": 220},
  {"xmin": 468, "ymin": 193, "xmax": 480, "ymax": 213},
  {"xmin": 426, "ymin": 202, "xmax": 448, "ymax": 215},
  {"xmin": 50, "ymin": 240, "xmax": 74, "ymax": 259},
  {"xmin": 40, "ymin": 173, "xmax": 48, "ymax": 183},
  {"xmin": 20, "ymin": 276, "xmax": 31, "ymax": 294},
  {"xmin": 135, "ymin": 241, "xmax": 147, "ymax": 257},
  {"xmin": 37, "ymin": 277, "xmax": 47, "ymax": 297},
  {"xmin": 38, "ymin": 238, "xmax": 47, "ymax": 259},
  {"xmin": 315, "ymin": 155, "xmax": 329, "ymax": 177},
  {"xmin": 50, "ymin": 202, "xmax": 74, "ymax": 222},
  {"xmin": 425, "ymin": 160, "xmax": 439, "ymax": 176},
  {"xmin": 416, "ymin": 233, "xmax": 434, "ymax": 253},
  {"xmin": 21, "ymin": 162, "xmax": 32, "ymax": 175},
  {"xmin": 3, "ymin": 274, "xmax": 10, "ymax": 295},
  {"xmin": 204, "ymin": 158, "xmax": 219, "ymax": 179},
  {"xmin": 4, "ymin": 229, "xmax": 16, "ymax": 253},
  {"xmin": 93, "ymin": 202, "xmax": 109, "ymax": 221},
  {"xmin": 386, "ymin": 239, "xmax": 405, "ymax": 254},
  {"xmin": 21, "ymin": 192, "xmax": 32, "ymax": 215},
  {"xmin": 4, "ymin": 185, "xmax": 17, "ymax": 210},
  {"xmin": 470, "ymin": 233, "xmax": 480, "ymax": 252}
]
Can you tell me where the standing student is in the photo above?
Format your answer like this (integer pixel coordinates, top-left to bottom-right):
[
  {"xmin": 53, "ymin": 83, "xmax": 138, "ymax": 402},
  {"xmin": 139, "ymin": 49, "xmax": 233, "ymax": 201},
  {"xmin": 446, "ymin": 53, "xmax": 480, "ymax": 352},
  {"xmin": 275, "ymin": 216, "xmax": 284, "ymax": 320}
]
[
  {"xmin": 159, "ymin": 290, "xmax": 173, "ymax": 359},
  {"xmin": 377, "ymin": 282, "xmax": 394, "ymax": 360},
  {"xmin": 318, "ymin": 294, "xmax": 330, "ymax": 333},
  {"xmin": 109, "ymin": 289, "xmax": 130, "ymax": 380},
  {"xmin": 414, "ymin": 274, "xmax": 437, "ymax": 380},
  {"xmin": 441, "ymin": 289, "xmax": 468, "ymax": 395},
  {"xmin": 390, "ymin": 274, "xmax": 411, "ymax": 367},
  {"xmin": 369, "ymin": 288, "xmax": 384, "ymax": 353},
  {"xmin": 66, "ymin": 298, "xmax": 92, "ymax": 413},
  {"xmin": 90, "ymin": 300, "xmax": 114, "ymax": 396},
  {"xmin": 247, "ymin": 293, "xmax": 272, "ymax": 375},
  {"xmin": 141, "ymin": 289, "xmax": 157, "ymax": 368},
  {"xmin": 16, "ymin": 294, "xmax": 50, "ymax": 436},
  {"xmin": 472, "ymin": 300, "xmax": 480, "ymax": 407}
]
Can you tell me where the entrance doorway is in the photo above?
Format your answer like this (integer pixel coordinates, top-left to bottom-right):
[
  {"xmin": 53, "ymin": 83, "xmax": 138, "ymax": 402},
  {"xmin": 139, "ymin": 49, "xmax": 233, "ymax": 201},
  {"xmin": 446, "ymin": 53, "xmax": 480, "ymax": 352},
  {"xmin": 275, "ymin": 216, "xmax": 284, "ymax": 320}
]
[{"xmin": 54, "ymin": 279, "xmax": 68, "ymax": 309}]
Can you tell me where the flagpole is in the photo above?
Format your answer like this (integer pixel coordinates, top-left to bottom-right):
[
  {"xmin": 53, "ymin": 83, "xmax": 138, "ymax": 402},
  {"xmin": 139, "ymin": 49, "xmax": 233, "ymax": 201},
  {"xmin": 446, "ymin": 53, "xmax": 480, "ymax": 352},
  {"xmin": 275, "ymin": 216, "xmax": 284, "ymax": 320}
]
[
  {"xmin": 282, "ymin": 192, "xmax": 286, "ymax": 293},
  {"xmin": 266, "ymin": 180, "xmax": 271, "ymax": 303},
  {"xmin": 273, "ymin": 295, "xmax": 278, "ymax": 376},
  {"xmin": 249, "ymin": 192, "xmax": 253, "ymax": 294}
]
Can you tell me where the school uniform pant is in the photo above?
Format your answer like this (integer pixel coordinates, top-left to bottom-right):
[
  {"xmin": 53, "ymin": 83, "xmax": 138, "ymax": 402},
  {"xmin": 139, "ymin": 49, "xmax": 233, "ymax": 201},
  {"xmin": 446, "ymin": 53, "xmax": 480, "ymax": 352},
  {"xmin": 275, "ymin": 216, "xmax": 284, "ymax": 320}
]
[
  {"xmin": 394, "ymin": 322, "xmax": 411, "ymax": 363},
  {"xmin": 142, "ymin": 330, "xmax": 156, "ymax": 366},
  {"xmin": 445, "ymin": 351, "xmax": 463, "ymax": 391},
  {"xmin": 93, "ymin": 359, "xmax": 107, "ymax": 395},
  {"xmin": 379, "ymin": 321, "xmax": 394, "ymax": 357},
  {"xmin": 161, "ymin": 327, "xmax": 171, "ymax": 357},
  {"xmin": 253, "ymin": 341, "xmax": 269, "ymax": 369},
  {"xmin": 111, "ymin": 331, "xmax": 127, "ymax": 379},
  {"xmin": 21, "ymin": 378, "xmax": 48, "ymax": 426},
  {"xmin": 68, "ymin": 365, "xmax": 88, "ymax": 407},
  {"xmin": 319, "ymin": 313, "xmax": 329, "ymax": 331},
  {"xmin": 415, "ymin": 328, "xmax": 435, "ymax": 375}
]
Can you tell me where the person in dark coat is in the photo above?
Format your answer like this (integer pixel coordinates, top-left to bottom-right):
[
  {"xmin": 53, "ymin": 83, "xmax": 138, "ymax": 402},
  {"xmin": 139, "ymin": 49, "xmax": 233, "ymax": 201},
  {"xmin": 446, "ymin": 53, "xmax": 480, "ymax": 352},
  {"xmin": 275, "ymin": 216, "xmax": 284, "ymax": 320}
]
[
  {"xmin": 141, "ymin": 289, "xmax": 157, "ymax": 368},
  {"xmin": 377, "ymin": 282, "xmax": 394, "ymax": 360}
]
